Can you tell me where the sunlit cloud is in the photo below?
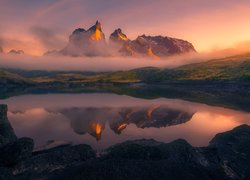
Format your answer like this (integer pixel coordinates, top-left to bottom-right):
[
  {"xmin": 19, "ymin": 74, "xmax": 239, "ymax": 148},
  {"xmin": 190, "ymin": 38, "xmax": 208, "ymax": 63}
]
[{"xmin": 1, "ymin": 0, "xmax": 250, "ymax": 56}]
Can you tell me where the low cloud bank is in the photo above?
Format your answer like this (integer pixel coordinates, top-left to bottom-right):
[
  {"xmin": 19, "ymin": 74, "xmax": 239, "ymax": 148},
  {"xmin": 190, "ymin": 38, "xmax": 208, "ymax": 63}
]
[
  {"xmin": 0, "ymin": 47, "xmax": 249, "ymax": 72},
  {"xmin": 0, "ymin": 53, "xmax": 206, "ymax": 72}
]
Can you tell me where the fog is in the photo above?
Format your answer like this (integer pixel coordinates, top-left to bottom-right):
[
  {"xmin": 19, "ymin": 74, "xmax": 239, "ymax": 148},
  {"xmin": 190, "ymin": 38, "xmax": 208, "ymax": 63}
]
[
  {"xmin": 0, "ymin": 47, "xmax": 249, "ymax": 72},
  {"xmin": 0, "ymin": 53, "xmax": 206, "ymax": 72}
]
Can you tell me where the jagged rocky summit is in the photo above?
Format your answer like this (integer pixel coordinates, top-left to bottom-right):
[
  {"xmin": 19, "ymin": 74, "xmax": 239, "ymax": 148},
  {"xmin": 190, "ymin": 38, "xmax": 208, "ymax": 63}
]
[
  {"xmin": 61, "ymin": 106, "xmax": 194, "ymax": 140},
  {"xmin": 110, "ymin": 29, "xmax": 196, "ymax": 58},
  {"xmin": 8, "ymin": 49, "xmax": 25, "ymax": 55},
  {"xmin": 0, "ymin": 47, "xmax": 25, "ymax": 55},
  {"xmin": 60, "ymin": 21, "xmax": 108, "ymax": 57},
  {"xmin": 59, "ymin": 21, "xmax": 196, "ymax": 58}
]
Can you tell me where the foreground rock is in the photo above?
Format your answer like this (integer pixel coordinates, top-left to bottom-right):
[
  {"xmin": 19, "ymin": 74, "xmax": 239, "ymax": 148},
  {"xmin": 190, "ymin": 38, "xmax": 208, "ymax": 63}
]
[
  {"xmin": 1, "ymin": 104, "xmax": 250, "ymax": 179},
  {"xmin": 46, "ymin": 139, "xmax": 225, "ymax": 180},
  {"xmin": 0, "ymin": 137, "xmax": 34, "ymax": 166},
  {"xmin": 0, "ymin": 105, "xmax": 17, "ymax": 145},
  {"xmin": 14, "ymin": 144, "xmax": 96, "ymax": 179},
  {"xmin": 209, "ymin": 125, "xmax": 250, "ymax": 179}
]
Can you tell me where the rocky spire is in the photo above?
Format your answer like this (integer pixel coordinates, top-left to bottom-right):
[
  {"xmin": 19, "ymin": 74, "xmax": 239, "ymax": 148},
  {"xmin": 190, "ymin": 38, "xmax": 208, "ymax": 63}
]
[
  {"xmin": 88, "ymin": 20, "xmax": 102, "ymax": 32},
  {"xmin": 110, "ymin": 28, "xmax": 129, "ymax": 43},
  {"xmin": 61, "ymin": 21, "xmax": 196, "ymax": 57}
]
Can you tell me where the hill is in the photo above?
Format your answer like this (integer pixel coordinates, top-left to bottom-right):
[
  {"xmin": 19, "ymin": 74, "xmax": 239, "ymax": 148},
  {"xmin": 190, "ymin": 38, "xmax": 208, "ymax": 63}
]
[{"xmin": 1, "ymin": 53, "xmax": 250, "ymax": 84}]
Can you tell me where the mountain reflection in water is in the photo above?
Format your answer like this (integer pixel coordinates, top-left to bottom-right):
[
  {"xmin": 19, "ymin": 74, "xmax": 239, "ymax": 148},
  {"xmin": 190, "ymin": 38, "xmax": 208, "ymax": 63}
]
[
  {"xmin": 59, "ymin": 106, "xmax": 194, "ymax": 140},
  {"xmin": 1, "ymin": 93, "xmax": 250, "ymax": 151}
]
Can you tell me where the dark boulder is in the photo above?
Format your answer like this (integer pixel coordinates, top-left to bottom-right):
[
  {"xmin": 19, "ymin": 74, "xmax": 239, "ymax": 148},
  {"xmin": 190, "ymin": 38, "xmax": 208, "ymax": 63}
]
[
  {"xmin": 0, "ymin": 105, "xmax": 17, "ymax": 146},
  {"xmin": 0, "ymin": 137, "xmax": 34, "ymax": 166},
  {"xmin": 104, "ymin": 139, "xmax": 200, "ymax": 161},
  {"xmin": 0, "ymin": 167, "xmax": 14, "ymax": 180},
  {"xmin": 13, "ymin": 144, "xmax": 96, "ymax": 177},
  {"xmin": 209, "ymin": 124, "xmax": 250, "ymax": 179},
  {"xmin": 45, "ymin": 139, "xmax": 226, "ymax": 180}
]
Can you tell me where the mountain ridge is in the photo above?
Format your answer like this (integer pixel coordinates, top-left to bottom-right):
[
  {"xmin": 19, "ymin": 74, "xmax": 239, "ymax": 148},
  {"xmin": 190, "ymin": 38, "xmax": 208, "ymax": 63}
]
[{"xmin": 58, "ymin": 21, "xmax": 196, "ymax": 57}]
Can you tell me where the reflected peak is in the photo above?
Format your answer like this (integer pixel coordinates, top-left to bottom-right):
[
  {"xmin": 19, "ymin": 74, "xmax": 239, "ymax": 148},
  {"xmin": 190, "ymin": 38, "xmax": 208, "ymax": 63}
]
[{"xmin": 91, "ymin": 123, "xmax": 103, "ymax": 141}]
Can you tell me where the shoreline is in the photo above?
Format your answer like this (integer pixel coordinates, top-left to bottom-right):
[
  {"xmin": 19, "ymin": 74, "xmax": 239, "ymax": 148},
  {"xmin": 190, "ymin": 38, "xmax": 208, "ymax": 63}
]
[{"xmin": 1, "ymin": 104, "xmax": 250, "ymax": 179}]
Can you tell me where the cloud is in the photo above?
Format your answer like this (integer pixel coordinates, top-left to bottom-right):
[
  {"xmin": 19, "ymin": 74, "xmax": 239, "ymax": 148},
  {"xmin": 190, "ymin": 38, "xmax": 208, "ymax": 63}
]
[
  {"xmin": 0, "ymin": 36, "xmax": 43, "ymax": 55},
  {"xmin": 0, "ymin": 37, "xmax": 24, "ymax": 52},
  {"xmin": 0, "ymin": 49, "xmax": 245, "ymax": 72},
  {"xmin": 29, "ymin": 26, "xmax": 66, "ymax": 51},
  {"xmin": 1, "ymin": 0, "xmax": 250, "ymax": 55}
]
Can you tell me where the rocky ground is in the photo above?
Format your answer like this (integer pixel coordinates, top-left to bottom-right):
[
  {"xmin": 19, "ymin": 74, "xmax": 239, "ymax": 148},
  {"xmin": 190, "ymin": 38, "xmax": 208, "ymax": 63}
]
[{"xmin": 1, "ymin": 104, "xmax": 250, "ymax": 180}]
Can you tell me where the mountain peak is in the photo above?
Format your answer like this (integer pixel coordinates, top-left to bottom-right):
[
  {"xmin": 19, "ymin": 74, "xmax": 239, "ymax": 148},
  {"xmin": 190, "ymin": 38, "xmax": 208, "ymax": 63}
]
[
  {"xmin": 110, "ymin": 28, "xmax": 129, "ymax": 43},
  {"xmin": 72, "ymin": 28, "xmax": 86, "ymax": 35},
  {"xmin": 61, "ymin": 21, "xmax": 106, "ymax": 56},
  {"xmin": 88, "ymin": 20, "xmax": 102, "ymax": 32},
  {"xmin": 8, "ymin": 49, "xmax": 24, "ymax": 55},
  {"xmin": 95, "ymin": 20, "xmax": 101, "ymax": 28},
  {"xmin": 60, "ymin": 22, "xmax": 196, "ymax": 57}
]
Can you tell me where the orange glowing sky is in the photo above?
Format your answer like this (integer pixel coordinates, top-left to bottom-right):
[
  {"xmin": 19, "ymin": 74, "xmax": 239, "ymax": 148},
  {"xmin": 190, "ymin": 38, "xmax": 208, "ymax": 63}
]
[{"xmin": 1, "ymin": 0, "xmax": 250, "ymax": 56}]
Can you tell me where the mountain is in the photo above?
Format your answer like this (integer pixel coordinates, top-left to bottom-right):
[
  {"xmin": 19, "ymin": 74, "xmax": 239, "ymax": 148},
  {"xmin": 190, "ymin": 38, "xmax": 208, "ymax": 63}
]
[
  {"xmin": 58, "ymin": 106, "xmax": 193, "ymax": 140},
  {"xmin": 8, "ymin": 49, "xmax": 24, "ymax": 55},
  {"xmin": 110, "ymin": 28, "xmax": 130, "ymax": 45},
  {"xmin": 110, "ymin": 31, "xmax": 196, "ymax": 57},
  {"xmin": 109, "ymin": 28, "xmax": 196, "ymax": 58},
  {"xmin": 110, "ymin": 106, "xmax": 194, "ymax": 134},
  {"xmin": 60, "ymin": 21, "xmax": 196, "ymax": 57},
  {"xmin": 61, "ymin": 21, "xmax": 108, "ymax": 56},
  {"xmin": 128, "ymin": 35, "xmax": 196, "ymax": 57}
]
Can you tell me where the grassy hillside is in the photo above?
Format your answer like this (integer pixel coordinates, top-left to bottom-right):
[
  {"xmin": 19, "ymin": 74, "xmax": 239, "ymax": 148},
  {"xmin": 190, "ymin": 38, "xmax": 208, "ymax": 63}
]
[
  {"xmin": 0, "ymin": 55, "xmax": 249, "ymax": 110},
  {"xmin": 1, "ymin": 53, "xmax": 250, "ymax": 84},
  {"xmin": 30, "ymin": 71, "xmax": 140, "ymax": 83},
  {"xmin": 107, "ymin": 53, "xmax": 250, "ymax": 82},
  {"xmin": 172, "ymin": 54, "xmax": 250, "ymax": 80},
  {"xmin": 0, "ymin": 70, "xmax": 31, "ymax": 84}
]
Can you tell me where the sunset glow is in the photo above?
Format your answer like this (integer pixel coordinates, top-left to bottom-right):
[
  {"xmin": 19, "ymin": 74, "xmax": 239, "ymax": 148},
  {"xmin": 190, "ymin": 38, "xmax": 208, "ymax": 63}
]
[
  {"xmin": 1, "ymin": 0, "xmax": 250, "ymax": 55},
  {"xmin": 0, "ymin": 1, "xmax": 250, "ymax": 179},
  {"xmin": 148, "ymin": 48, "xmax": 160, "ymax": 60},
  {"xmin": 90, "ymin": 29, "xmax": 102, "ymax": 41}
]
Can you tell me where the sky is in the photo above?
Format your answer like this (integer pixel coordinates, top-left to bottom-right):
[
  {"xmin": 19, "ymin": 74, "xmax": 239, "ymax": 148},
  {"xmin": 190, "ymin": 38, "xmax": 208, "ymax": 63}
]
[{"xmin": 0, "ymin": 0, "xmax": 250, "ymax": 56}]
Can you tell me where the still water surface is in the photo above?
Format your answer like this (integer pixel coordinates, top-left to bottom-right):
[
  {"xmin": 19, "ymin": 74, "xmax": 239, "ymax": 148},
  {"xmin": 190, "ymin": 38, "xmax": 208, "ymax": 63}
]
[{"xmin": 1, "ymin": 93, "xmax": 249, "ymax": 151}]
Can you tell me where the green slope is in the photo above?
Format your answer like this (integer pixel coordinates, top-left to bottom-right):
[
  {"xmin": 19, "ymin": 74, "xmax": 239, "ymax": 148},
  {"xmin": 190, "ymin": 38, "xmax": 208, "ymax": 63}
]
[
  {"xmin": 1, "ymin": 53, "xmax": 250, "ymax": 84},
  {"xmin": 0, "ymin": 70, "xmax": 31, "ymax": 84},
  {"xmin": 172, "ymin": 54, "xmax": 250, "ymax": 80}
]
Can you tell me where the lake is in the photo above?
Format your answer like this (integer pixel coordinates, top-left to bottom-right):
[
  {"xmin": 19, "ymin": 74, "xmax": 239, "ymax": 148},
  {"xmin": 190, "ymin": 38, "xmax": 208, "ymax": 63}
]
[{"xmin": 0, "ymin": 93, "xmax": 249, "ymax": 151}]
